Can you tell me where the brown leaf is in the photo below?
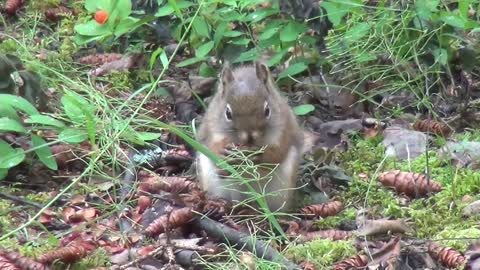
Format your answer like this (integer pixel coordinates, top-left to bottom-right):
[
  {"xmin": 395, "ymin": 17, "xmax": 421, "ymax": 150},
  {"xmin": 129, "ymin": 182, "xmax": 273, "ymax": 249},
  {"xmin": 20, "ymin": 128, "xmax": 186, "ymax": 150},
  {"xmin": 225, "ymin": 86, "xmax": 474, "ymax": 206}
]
[
  {"xmin": 368, "ymin": 236, "xmax": 401, "ymax": 267},
  {"xmin": 378, "ymin": 170, "xmax": 442, "ymax": 198},
  {"xmin": 428, "ymin": 242, "xmax": 466, "ymax": 269},
  {"xmin": 300, "ymin": 201, "xmax": 343, "ymax": 218},
  {"xmin": 91, "ymin": 54, "xmax": 142, "ymax": 76},
  {"xmin": 78, "ymin": 207, "xmax": 99, "ymax": 221}
]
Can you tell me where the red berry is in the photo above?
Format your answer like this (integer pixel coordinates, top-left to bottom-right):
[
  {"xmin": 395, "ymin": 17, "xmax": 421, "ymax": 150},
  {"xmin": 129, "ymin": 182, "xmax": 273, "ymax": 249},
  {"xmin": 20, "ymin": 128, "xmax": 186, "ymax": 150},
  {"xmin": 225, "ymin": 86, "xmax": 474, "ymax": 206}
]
[{"xmin": 94, "ymin": 10, "xmax": 109, "ymax": 24}]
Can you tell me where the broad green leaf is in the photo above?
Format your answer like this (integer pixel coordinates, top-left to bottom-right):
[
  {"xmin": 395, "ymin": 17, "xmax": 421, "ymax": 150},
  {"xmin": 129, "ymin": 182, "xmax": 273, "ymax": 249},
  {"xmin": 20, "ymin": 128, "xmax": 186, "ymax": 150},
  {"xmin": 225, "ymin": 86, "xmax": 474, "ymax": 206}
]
[
  {"xmin": 114, "ymin": 17, "xmax": 141, "ymax": 37},
  {"xmin": 278, "ymin": 62, "xmax": 308, "ymax": 79},
  {"xmin": 259, "ymin": 27, "xmax": 279, "ymax": 40},
  {"xmin": 231, "ymin": 37, "xmax": 251, "ymax": 45},
  {"xmin": 415, "ymin": 0, "xmax": 439, "ymax": 20},
  {"xmin": 233, "ymin": 48, "xmax": 260, "ymax": 63},
  {"xmin": 199, "ymin": 63, "xmax": 216, "ymax": 77},
  {"xmin": 25, "ymin": 115, "xmax": 65, "ymax": 128},
  {"xmin": 280, "ymin": 21, "xmax": 308, "ymax": 42},
  {"xmin": 155, "ymin": 4, "xmax": 175, "ymax": 17},
  {"xmin": 59, "ymin": 128, "xmax": 88, "ymax": 144},
  {"xmin": 213, "ymin": 22, "xmax": 228, "ymax": 47},
  {"xmin": 440, "ymin": 11, "xmax": 467, "ymax": 28},
  {"xmin": 159, "ymin": 51, "xmax": 169, "ymax": 69},
  {"xmin": 74, "ymin": 34, "xmax": 106, "ymax": 45},
  {"xmin": 245, "ymin": 8, "xmax": 278, "ymax": 23},
  {"xmin": 321, "ymin": 2, "xmax": 349, "ymax": 26},
  {"xmin": 150, "ymin": 47, "xmax": 164, "ymax": 69},
  {"xmin": 293, "ymin": 104, "xmax": 315, "ymax": 115},
  {"xmin": 137, "ymin": 132, "xmax": 161, "ymax": 141},
  {"xmin": 167, "ymin": 0, "xmax": 183, "ymax": 21},
  {"xmin": 267, "ymin": 48, "xmax": 289, "ymax": 67},
  {"xmin": 176, "ymin": 56, "xmax": 206, "ymax": 67},
  {"xmin": 115, "ymin": 0, "xmax": 132, "ymax": 19},
  {"xmin": 459, "ymin": 0, "xmax": 471, "ymax": 18},
  {"xmin": 74, "ymin": 20, "xmax": 112, "ymax": 36},
  {"xmin": 196, "ymin": 41, "xmax": 215, "ymax": 57},
  {"xmin": 61, "ymin": 92, "xmax": 91, "ymax": 124},
  {"xmin": 192, "ymin": 17, "xmax": 210, "ymax": 38},
  {"xmin": 223, "ymin": 31, "xmax": 243, "ymax": 37},
  {"xmin": 0, "ymin": 105, "xmax": 19, "ymax": 121},
  {"xmin": 0, "ymin": 117, "xmax": 26, "ymax": 133},
  {"xmin": 344, "ymin": 22, "xmax": 370, "ymax": 43},
  {"xmin": 85, "ymin": 0, "xmax": 98, "ymax": 12},
  {"xmin": 31, "ymin": 135, "xmax": 57, "ymax": 170},
  {"xmin": 0, "ymin": 94, "xmax": 39, "ymax": 115},
  {"xmin": 433, "ymin": 48, "xmax": 448, "ymax": 66},
  {"xmin": 0, "ymin": 140, "xmax": 25, "ymax": 169}
]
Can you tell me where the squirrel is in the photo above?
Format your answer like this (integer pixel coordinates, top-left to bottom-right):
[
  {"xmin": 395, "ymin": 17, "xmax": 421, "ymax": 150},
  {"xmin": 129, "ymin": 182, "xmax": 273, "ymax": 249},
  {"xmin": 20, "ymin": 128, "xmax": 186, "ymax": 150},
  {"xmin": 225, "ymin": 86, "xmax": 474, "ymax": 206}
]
[{"xmin": 196, "ymin": 61, "xmax": 304, "ymax": 211}]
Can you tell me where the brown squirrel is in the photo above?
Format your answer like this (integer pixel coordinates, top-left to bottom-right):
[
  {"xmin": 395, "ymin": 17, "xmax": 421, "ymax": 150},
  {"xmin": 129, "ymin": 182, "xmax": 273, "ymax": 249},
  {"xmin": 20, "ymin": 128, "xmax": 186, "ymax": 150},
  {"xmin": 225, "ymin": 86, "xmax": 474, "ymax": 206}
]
[{"xmin": 196, "ymin": 61, "xmax": 304, "ymax": 211}]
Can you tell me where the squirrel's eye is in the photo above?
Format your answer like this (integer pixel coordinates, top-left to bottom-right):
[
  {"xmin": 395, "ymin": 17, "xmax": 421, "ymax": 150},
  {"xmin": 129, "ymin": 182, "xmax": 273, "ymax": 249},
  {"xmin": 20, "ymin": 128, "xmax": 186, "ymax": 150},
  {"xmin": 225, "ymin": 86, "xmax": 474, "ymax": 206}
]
[
  {"xmin": 264, "ymin": 101, "xmax": 271, "ymax": 118},
  {"xmin": 225, "ymin": 104, "xmax": 233, "ymax": 121}
]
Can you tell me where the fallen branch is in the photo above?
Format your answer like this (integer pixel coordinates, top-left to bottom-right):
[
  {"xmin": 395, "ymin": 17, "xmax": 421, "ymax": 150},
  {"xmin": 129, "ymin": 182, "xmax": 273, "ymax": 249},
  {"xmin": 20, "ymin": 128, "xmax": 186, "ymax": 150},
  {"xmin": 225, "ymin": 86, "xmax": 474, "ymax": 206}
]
[
  {"xmin": 0, "ymin": 191, "xmax": 43, "ymax": 209},
  {"xmin": 193, "ymin": 215, "xmax": 301, "ymax": 270}
]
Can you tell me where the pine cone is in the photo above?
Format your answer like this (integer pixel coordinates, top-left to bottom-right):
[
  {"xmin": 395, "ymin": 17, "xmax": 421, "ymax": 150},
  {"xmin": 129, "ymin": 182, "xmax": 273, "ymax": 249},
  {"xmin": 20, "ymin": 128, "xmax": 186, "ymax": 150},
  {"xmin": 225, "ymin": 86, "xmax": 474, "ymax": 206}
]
[
  {"xmin": 4, "ymin": 0, "xmax": 24, "ymax": 15},
  {"xmin": 300, "ymin": 229, "xmax": 352, "ymax": 242},
  {"xmin": 378, "ymin": 170, "xmax": 442, "ymax": 198},
  {"xmin": 0, "ymin": 250, "xmax": 50, "ymax": 270},
  {"xmin": 138, "ymin": 176, "xmax": 199, "ymax": 194},
  {"xmin": 300, "ymin": 201, "xmax": 343, "ymax": 218},
  {"xmin": 145, "ymin": 207, "xmax": 193, "ymax": 237},
  {"xmin": 413, "ymin": 119, "xmax": 453, "ymax": 137},
  {"xmin": 428, "ymin": 242, "xmax": 466, "ymax": 269},
  {"xmin": 37, "ymin": 243, "xmax": 90, "ymax": 264},
  {"xmin": 77, "ymin": 53, "xmax": 123, "ymax": 66},
  {"xmin": 333, "ymin": 254, "xmax": 369, "ymax": 270},
  {"xmin": 44, "ymin": 6, "xmax": 73, "ymax": 21}
]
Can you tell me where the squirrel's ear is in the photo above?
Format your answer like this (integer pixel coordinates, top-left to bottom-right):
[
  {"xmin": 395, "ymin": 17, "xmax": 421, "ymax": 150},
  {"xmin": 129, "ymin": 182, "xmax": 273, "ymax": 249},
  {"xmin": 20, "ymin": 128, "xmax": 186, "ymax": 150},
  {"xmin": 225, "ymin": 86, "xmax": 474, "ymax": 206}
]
[
  {"xmin": 254, "ymin": 61, "xmax": 270, "ymax": 85},
  {"xmin": 221, "ymin": 61, "xmax": 235, "ymax": 86}
]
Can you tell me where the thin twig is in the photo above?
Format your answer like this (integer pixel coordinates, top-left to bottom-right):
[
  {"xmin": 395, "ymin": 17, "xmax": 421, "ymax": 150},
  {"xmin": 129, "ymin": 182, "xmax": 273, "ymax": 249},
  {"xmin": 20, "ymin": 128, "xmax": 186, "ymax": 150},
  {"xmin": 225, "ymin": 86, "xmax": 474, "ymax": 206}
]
[{"xmin": 0, "ymin": 191, "xmax": 43, "ymax": 209}]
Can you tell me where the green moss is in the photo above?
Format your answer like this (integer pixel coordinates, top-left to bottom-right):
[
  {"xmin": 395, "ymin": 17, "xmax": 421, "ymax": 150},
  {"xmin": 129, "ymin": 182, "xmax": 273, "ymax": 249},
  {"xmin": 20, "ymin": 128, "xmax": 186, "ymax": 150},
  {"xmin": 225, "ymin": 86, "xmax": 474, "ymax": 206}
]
[
  {"xmin": 25, "ymin": 193, "xmax": 51, "ymax": 204},
  {"xmin": 51, "ymin": 248, "xmax": 110, "ymax": 270},
  {"xmin": 0, "ymin": 39, "xmax": 18, "ymax": 54},
  {"xmin": 286, "ymin": 239, "xmax": 356, "ymax": 268}
]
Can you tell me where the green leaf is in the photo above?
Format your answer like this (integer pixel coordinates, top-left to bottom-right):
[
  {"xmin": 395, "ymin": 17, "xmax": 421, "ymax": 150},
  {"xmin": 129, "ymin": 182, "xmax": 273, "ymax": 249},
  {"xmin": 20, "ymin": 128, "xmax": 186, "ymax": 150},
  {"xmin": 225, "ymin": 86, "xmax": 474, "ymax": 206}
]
[
  {"xmin": 74, "ymin": 20, "xmax": 112, "ymax": 36},
  {"xmin": 245, "ymin": 8, "xmax": 278, "ymax": 23},
  {"xmin": 0, "ymin": 105, "xmax": 19, "ymax": 121},
  {"xmin": 0, "ymin": 94, "xmax": 39, "ymax": 115},
  {"xmin": 150, "ymin": 47, "xmax": 164, "ymax": 70},
  {"xmin": 159, "ymin": 51, "xmax": 169, "ymax": 69},
  {"xmin": 0, "ymin": 117, "xmax": 26, "ymax": 133},
  {"xmin": 344, "ymin": 22, "xmax": 370, "ymax": 43},
  {"xmin": 155, "ymin": 0, "xmax": 193, "ymax": 17},
  {"xmin": 440, "ymin": 11, "xmax": 467, "ymax": 28},
  {"xmin": 293, "ymin": 104, "xmax": 315, "ymax": 115},
  {"xmin": 231, "ymin": 37, "xmax": 251, "ymax": 45},
  {"xmin": 85, "ymin": 0, "xmax": 98, "ymax": 12},
  {"xmin": 136, "ymin": 132, "xmax": 161, "ymax": 141},
  {"xmin": 280, "ymin": 21, "xmax": 308, "ymax": 42},
  {"xmin": 278, "ymin": 62, "xmax": 308, "ymax": 79},
  {"xmin": 114, "ymin": 17, "xmax": 141, "ymax": 37},
  {"xmin": 199, "ymin": 63, "xmax": 216, "ymax": 77},
  {"xmin": 433, "ymin": 48, "xmax": 448, "ymax": 66},
  {"xmin": 223, "ymin": 31, "xmax": 243, "ymax": 37},
  {"xmin": 167, "ymin": 0, "xmax": 183, "ymax": 21},
  {"xmin": 61, "ymin": 92, "xmax": 91, "ymax": 124},
  {"xmin": 233, "ymin": 48, "xmax": 260, "ymax": 63},
  {"xmin": 267, "ymin": 49, "xmax": 289, "ymax": 67},
  {"xmin": 259, "ymin": 27, "xmax": 280, "ymax": 40},
  {"xmin": 321, "ymin": 2, "xmax": 349, "ymax": 26},
  {"xmin": 59, "ymin": 128, "xmax": 88, "ymax": 144},
  {"xmin": 115, "ymin": 0, "xmax": 133, "ymax": 20},
  {"xmin": 176, "ymin": 56, "xmax": 206, "ymax": 67},
  {"xmin": 213, "ymin": 22, "xmax": 228, "ymax": 47},
  {"xmin": 31, "ymin": 135, "xmax": 57, "ymax": 170},
  {"xmin": 0, "ymin": 139, "xmax": 25, "ymax": 169},
  {"xmin": 459, "ymin": 0, "xmax": 471, "ymax": 18},
  {"xmin": 196, "ymin": 41, "xmax": 215, "ymax": 58},
  {"xmin": 25, "ymin": 115, "xmax": 65, "ymax": 128},
  {"xmin": 415, "ymin": 0, "xmax": 439, "ymax": 20},
  {"xmin": 192, "ymin": 17, "xmax": 210, "ymax": 38},
  {"xmin": 74, "ymin": 34, "xmax": 106, "ymax": 45}
]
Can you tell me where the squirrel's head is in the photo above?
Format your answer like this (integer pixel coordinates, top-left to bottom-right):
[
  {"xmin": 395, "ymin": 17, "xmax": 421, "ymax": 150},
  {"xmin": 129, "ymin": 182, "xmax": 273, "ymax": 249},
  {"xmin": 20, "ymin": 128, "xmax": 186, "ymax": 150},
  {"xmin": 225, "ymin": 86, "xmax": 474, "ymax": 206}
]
[{"xmin": 216, "ymin": 61, "xmax": 279, "ymax": 146}]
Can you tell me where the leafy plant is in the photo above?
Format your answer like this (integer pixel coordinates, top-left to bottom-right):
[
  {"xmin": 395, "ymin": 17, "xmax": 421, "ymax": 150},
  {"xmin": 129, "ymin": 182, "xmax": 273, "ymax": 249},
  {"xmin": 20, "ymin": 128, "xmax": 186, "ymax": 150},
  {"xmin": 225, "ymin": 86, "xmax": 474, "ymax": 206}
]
[{"xmin": 74, "ymin": 0, "xmax": 154, "ymax": 45}]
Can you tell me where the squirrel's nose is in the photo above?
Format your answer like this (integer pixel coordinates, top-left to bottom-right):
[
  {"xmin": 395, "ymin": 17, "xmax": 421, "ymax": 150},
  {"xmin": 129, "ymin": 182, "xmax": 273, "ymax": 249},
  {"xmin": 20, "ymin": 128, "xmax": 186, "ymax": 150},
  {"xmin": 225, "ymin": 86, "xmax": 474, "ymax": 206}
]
[{"xmin": 239, "ymin": 131, "xmax": 255, "ymax": 146}]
